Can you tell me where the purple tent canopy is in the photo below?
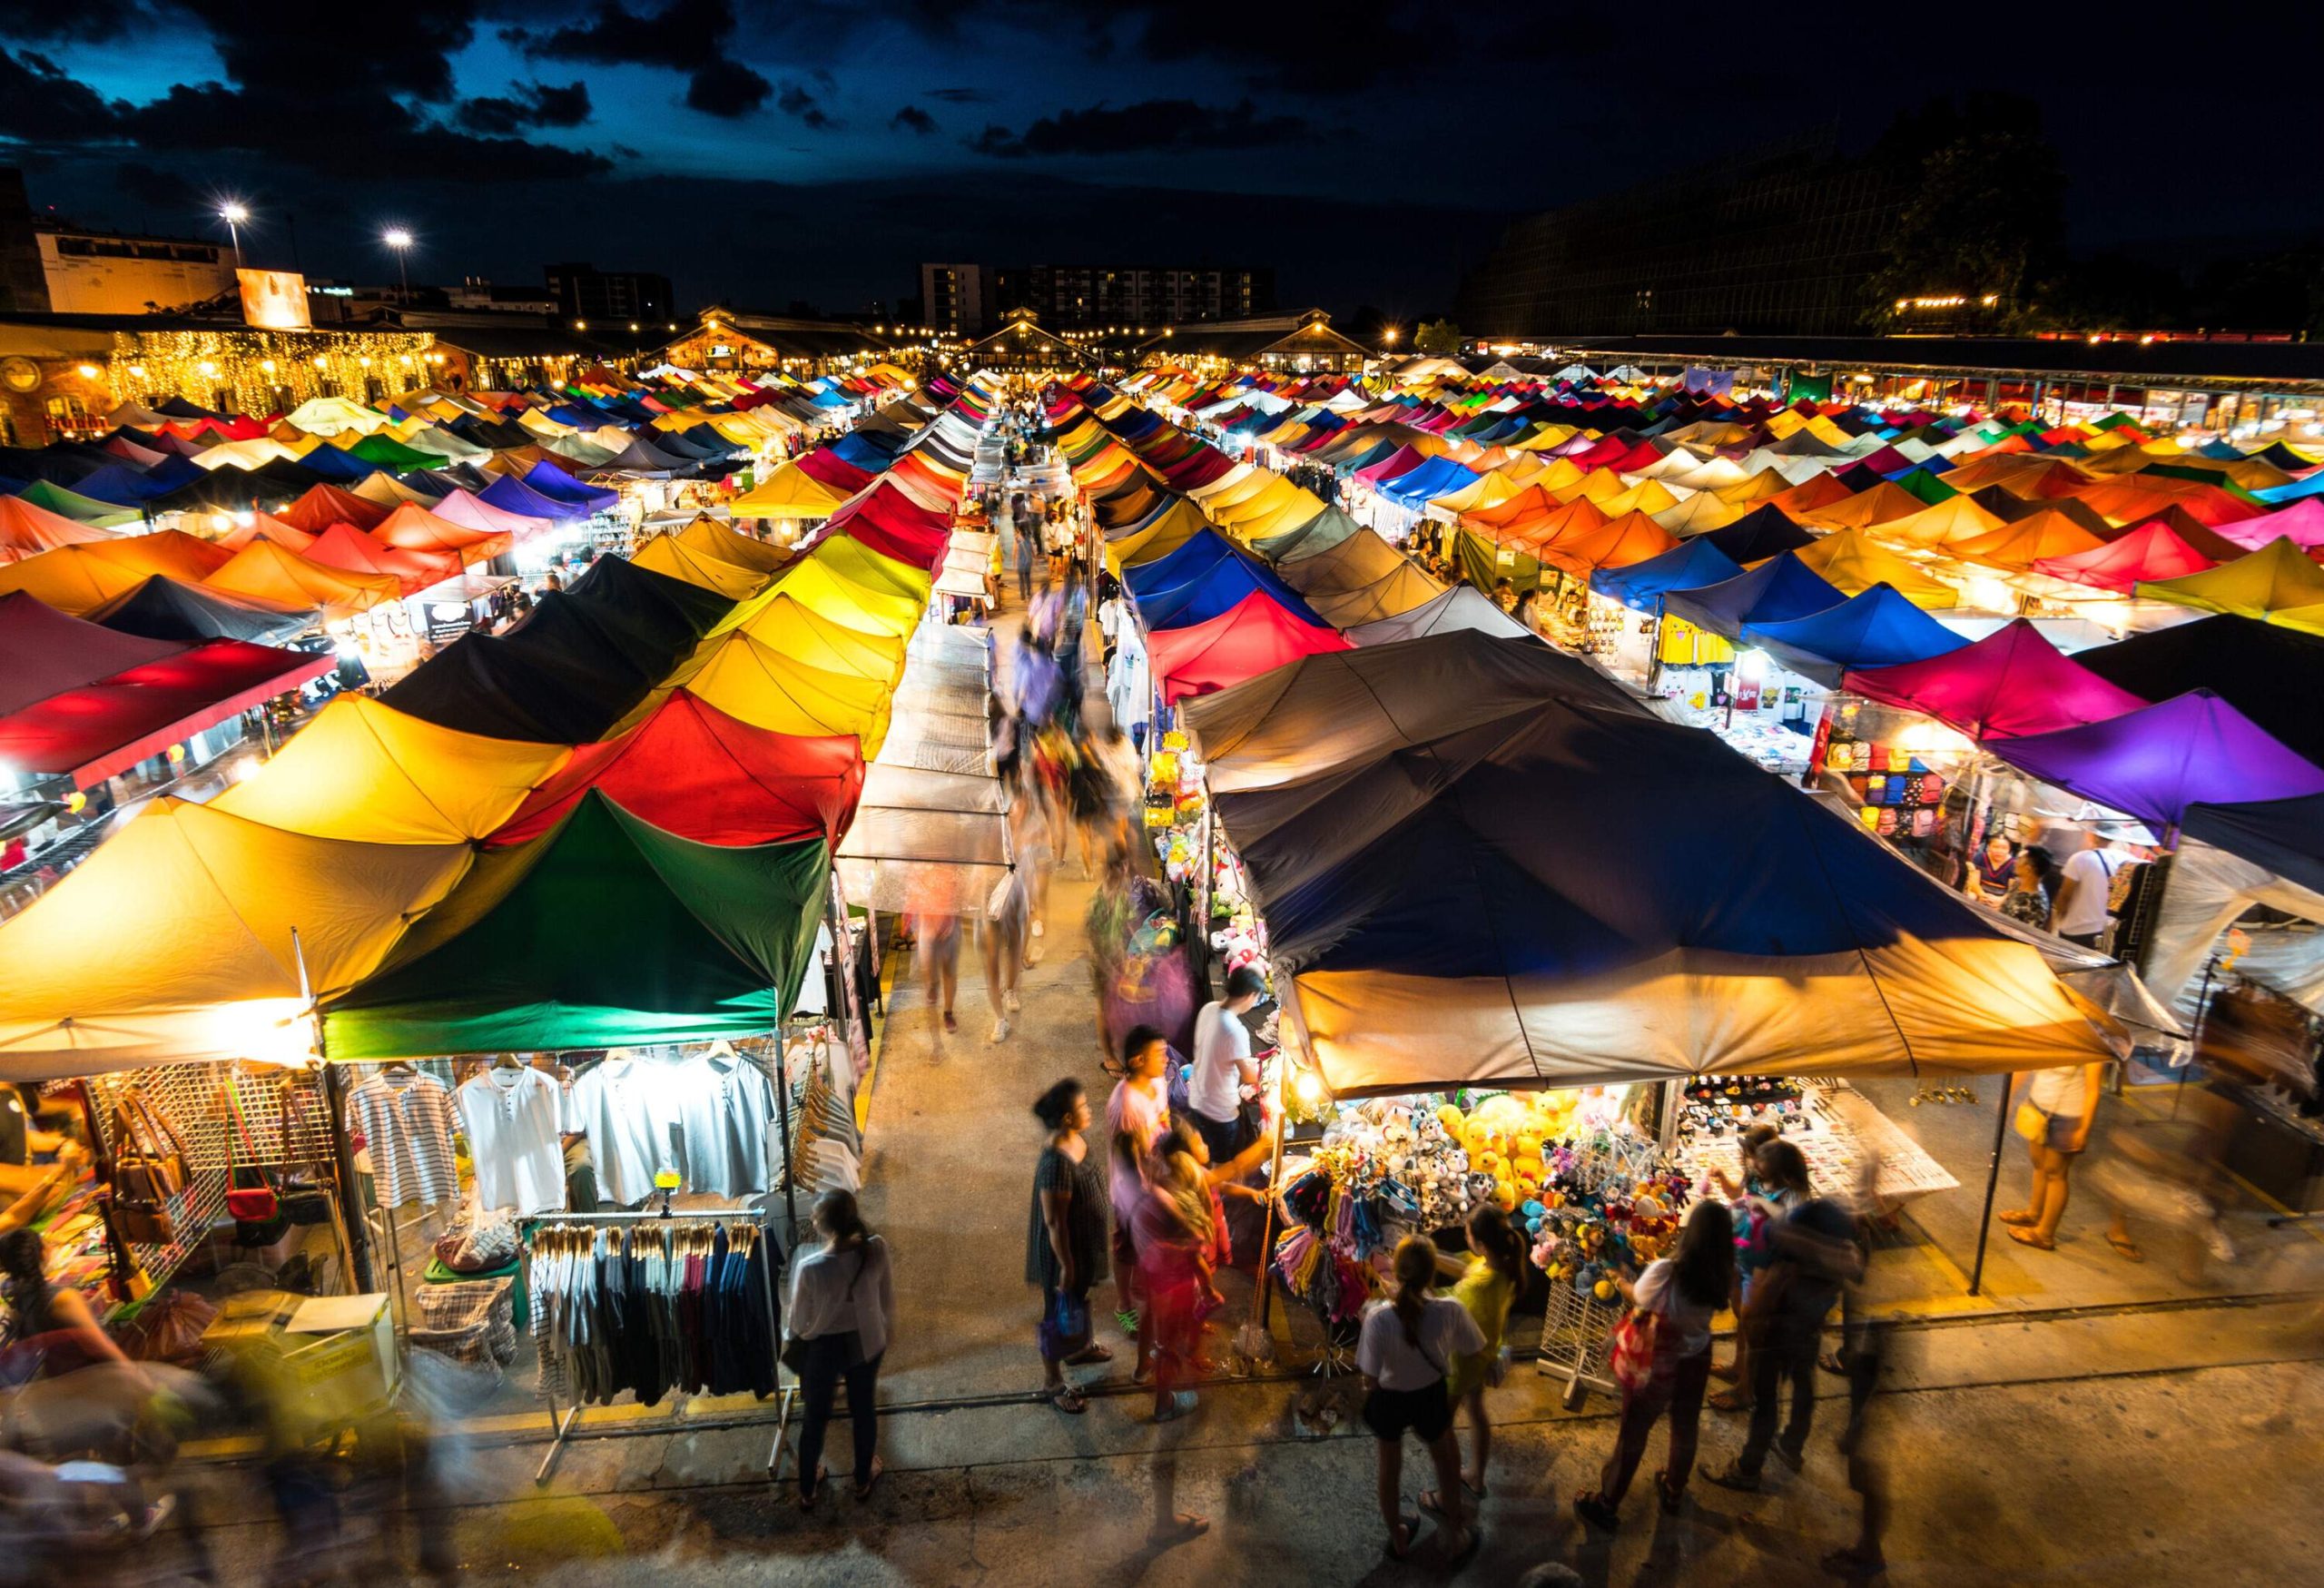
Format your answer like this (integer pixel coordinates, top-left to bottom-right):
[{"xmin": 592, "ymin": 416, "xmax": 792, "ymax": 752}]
[
  {"xmin": 1843, "ymin": 618, "xmax": 2147, "ymax": 741},
  {"xmin": 1985, "ymin": 689, "xmax": 2324, "ymax": 830}
]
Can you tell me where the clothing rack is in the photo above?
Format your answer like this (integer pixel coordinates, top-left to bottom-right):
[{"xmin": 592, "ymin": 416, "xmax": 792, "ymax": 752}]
[{"xmin": 522, "ymin": 1204, "xmax": 793, "ymax": 1486}]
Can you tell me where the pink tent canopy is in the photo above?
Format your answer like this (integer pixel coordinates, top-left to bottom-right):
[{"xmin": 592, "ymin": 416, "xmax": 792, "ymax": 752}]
[
  {"xmin": 2031, "ymin": 518, "xmax": 2216, "ymax": 593},
  {"xmin": 1843, "ymin": 618, "xmax": 2148, "ymax": 741},
  {"xmin": 1147, "ymin": 590, "xmax": 1353, "ymax": 705},
  {"xmin": 2216, "ymin": 495, "xmax": 2324, "ymax": 552},
  {"xmin": 430, "ymin": 489, "xmax": 547, "ymax": 541}
]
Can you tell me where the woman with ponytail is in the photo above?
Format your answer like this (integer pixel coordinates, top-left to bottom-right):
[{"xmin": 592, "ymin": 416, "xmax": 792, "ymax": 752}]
[
  {"xmin": 1355, "ymin": 1235, "xmax": 1483, "ymax": 1561},
  {"xmin": 1430, "ymin": 1203, "xmax": 1526, "ymax": 1509}
]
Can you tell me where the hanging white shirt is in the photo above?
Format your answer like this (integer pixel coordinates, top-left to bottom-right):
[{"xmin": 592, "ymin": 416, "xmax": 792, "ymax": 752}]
[
  {"xmin": 564, "ymin": 1057, "xmax": 675, "ymax": 1207},
  {"xmin": 674, "ymin": 1049, "xmax": 776, "ymax": 1197},
  {"xmin": 457, "ymin": 1066, "xmax": 569, "ymax": 1216}
]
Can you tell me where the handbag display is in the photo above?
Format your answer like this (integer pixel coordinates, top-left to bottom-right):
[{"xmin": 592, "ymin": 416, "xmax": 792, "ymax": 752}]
[
  {"xmin": 273, "ymin": 1079, "xmax": 335, "ymax": 1226},
  {"xmin": 110, "ymin": 1087, "xmax": 187, "ymax": 1206},
  {"xmin": 222, "ymin": 1071, "xmax": 280, "ymax": 1226}
]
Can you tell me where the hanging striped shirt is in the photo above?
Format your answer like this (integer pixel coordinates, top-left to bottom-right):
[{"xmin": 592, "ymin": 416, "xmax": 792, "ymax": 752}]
[{"xmin": 343, "ymin": 1070, "xmax": 459, "ymax": 1208}]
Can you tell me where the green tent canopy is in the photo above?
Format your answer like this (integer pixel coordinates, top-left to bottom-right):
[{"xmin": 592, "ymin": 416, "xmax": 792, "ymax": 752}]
[
  {"xmin": 1455, "ymin": 525, "xmax": 1542, "ymax": 595},
  {"xmin": 16, "ymin": 478, "xmax": 143, "ymax": 527},
  {"xmin": 322, "ymin": 790, "xmax": 829, "ymax": 1058}
]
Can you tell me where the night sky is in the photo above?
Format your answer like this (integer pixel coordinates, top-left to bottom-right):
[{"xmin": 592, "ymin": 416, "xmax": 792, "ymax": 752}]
[{"xmin": 1, "ymin": 2, "xmax": 2315, "ymax": 319}]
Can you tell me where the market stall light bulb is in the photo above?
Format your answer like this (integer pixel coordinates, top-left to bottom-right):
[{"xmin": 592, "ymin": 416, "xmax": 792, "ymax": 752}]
[{"xmin": 1295, "ymin": 1070, "xmax": 1326, "ymax": 1107}]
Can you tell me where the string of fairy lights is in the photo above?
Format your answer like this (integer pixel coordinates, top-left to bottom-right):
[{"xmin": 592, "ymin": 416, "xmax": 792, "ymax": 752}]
[{"xmin": 106, "ymin": 328, "xmax": 445, "ymax": 416}]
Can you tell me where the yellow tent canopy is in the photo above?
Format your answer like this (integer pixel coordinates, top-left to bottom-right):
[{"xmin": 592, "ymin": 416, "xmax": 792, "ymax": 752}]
[
  {"xmin": 1595, "ymin": 478, "xmax": 1682, "ymax": 519},
  {"xmin": 644, "ymin": 631, "xmax": 891, "ymax": 751},
  {"xmin": 2136, "ymin": 536, "xmax": 2324, "ymax": 624},
  {"xmin": 213, "ymin": 695, "xmax": 568, "ymax": 843},
  {"xmin": 0, "ymin": 798, "xmax": 472, "ymax": 1076},
  {"xmin": 732, "ymin": 591, "xmax": 909, "ymax": 683},
  {"xmin": 1427, "ymin": 471, "xmax": 1530, "ymax": 518},
  {"xmin": 1876, "ymin": 494, "xmax": 2010, "ymax": 551},
  {"xmin": 730, "ymin": 461, "xmax": 852, "ymax": 519},
  {"xmin": 1801, "ymin": 481, "xmax": 1931, "ymax": 531},
  {"xmin": 205, "ymin": 539, "xmax": 399, "ymax": 616},
  {"xmin": 721, "ymin": 554, "xmax": 923, "ymax": 638},
  {"xmin": 675, "ymin": 515, "xmax": 794, "ymax": 576},
  {"xmin": 633, "ymin": 533, "xmax": 774, "ymax": 601},
  {"xmin": 809, "ymin": 533, "xmax": 932, "ymax": 601},
  {"xmin": 1108, "ymin": 498, "xmax": 1210, "ymax": 571},
  {"xmin": 1654, "ymin": 491, "xmax": 1748, "ymax": 535},
  {"xmin": 1792, "ymin": 528, "xmax": 1959, "ymax": 608}
]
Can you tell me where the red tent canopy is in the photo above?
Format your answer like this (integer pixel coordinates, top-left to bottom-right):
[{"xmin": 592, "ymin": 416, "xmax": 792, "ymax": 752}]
[
  {"xmin": 1148, "ymin": 590, "xmax": 1354, "ymax": 705},
  {"xmin": 278, "ymin": 482, "xmax": 391, "ymax": 533},
  {"xmin": 0, "ymin": 590, "xmax": 183, "ymax": 714},
  {"xmin": 1843, "ymin": 618, "xmax": 2148, "ymax": 741},
  {"xmin": 827, "ymin": 482, "xmax": 950, "ymax": 570},
  {"xmin": 485, "ymin": 688, "xmax": 864, "ymax": 847},
  {"xmin": 301, "ymin": 523, "xmax": 460, "ymax": 595},
  {"xmin": 791, "ymin": 449, "xmax": 878, "ymax": 494},
  {"xmin": 0, "ymin": 638, "xmax": 332, "ymax": 788},
  {"xmin": 2032, "ymin": 518, "xmax": 2219, "ymax": 593},
  {"xmin": 371, "ymin": 501, "xmax": 512, "ymax": 565}
]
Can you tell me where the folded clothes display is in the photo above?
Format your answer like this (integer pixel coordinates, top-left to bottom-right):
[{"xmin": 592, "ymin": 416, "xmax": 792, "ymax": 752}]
[{"xmin": 527, "ymin": 1218, "xmax": 776, "ymax": 1406}]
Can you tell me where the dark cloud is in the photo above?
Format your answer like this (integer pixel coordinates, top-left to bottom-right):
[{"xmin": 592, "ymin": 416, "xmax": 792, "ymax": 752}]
[
  {"xmin": 776, "ymin": 81, "xmax": 834, "ymax": 130},
  {"xmin": 686, "ymin": 60, "xmax": 773, "ymax": 119},
  {"xmin": 0, "ymin": 0, "xmax": 165, "ymax": 42},
  {"xmin": 922, "ymin": 87, "xmax": 992, "ymax": 104},
  {"xmin": 971, "ymin": 98, "xmax": 1307, "ymax": 159},
  {"xmin": 519, "ymin": 0, "xmax": 771, "ymax": 117},
  {"xmin": 458, "ymin": 80, "xmax": 592, "ymax": 135},
  {"xmin": 0, "ymin": 49, "xmax": 127, "ymax": 142},
  {"xmin": 891, "ymin": 104, "xmax": 938, "ymax": 136}
]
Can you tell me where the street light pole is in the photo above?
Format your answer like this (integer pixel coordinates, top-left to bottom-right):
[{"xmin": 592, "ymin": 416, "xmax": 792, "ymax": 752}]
[
  {"xmin": 219, "ymin": 202, "xmax": 247, "ymax": 270},
  {"xmin": 381, "ymin": 228, "xmax": 414, "ymax": 306}
]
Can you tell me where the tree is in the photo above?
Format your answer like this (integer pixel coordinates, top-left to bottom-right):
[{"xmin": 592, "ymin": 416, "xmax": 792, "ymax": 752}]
[
  {"xmin": 1413, "ymin": 319, "xmax": 1462, "ymax": 355},
  {"xmin": 1865, "ymin": 94, "xmax": 2065, "ymax": 330}
]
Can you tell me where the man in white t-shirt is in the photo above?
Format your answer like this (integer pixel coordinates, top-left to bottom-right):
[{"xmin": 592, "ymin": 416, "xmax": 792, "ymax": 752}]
[
  {"xmin": 1186, "ymin": 966, "xmax": 1266, "ymax": 1164},
  {"xmin": 2051, "ymin": 829, "xmax": 2121, "ymax": 949}
]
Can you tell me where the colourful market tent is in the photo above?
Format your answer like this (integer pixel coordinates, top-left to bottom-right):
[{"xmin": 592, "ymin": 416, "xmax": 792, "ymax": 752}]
[
  {"xmin": 0, "ymin": 493, "xmax": 116, "ymax": 561},
  {"xmin": 14, "ymin": 478, "xmax": 143, "ymax": 528},
  {"xmin": 487, "ymin": 689, "xmax": 863, "ymax": 848},
  {"xmin": 203, "ymin": 539, "xmax": 400, "ymax": 617},
  {"xmin": 2136, "ymin": 538, "xmax": 2324, "ymax": 623},
  {"xmin": 633, "ymin": 532, "xmax": 773, "ymax": 601},
  {"xmin": 2181, "ymin": 794, "xmax": 2324, "ymax": 899},
  {"xmin": 84, "ymin": 576, "xmax": 314, "ymax": 646},
  {"xmin": 0, "ymin": 532, "xmax": 234, "ymax": 614},
  {"xmin": 1342, "ymin": 586, "xmax": 1533, "ymax": 647},
  {"xmin": 212, "ymin": 693, "xmax": 569, "ymax": 843},
  {"xmin": 0, "ymin": 637, "xmax": 334, "ymax": 787},
  {"xmin": 0, "ymin": 799, "xmax": 472, "ymax": 1075},
  {"xmin": 1986, "ymin": 691, "xmax": 2324, "ymax": 832},
  {"xmin": 2031, "ymin": 518, "xmax": 2217, "ymax": 594},
  {"xmin": 321, "ymin": 792, "xmax": 828, "ymax": 1058},
  {"xmin": 653, "ymin": 631, "xmax": 892, "ymax": 751},
  {"xmin": 675, "ymin": 516, "xmax": 795, "ymax": 576},
  {"xmin": 1661, "ymin": 552, "xmax": 1847, "ymax": 640},
  {"xmin": 1590, "ymin": 538, "xmax": 1744, "ymax": 612},
  {"xmin": 1790, "ymin": 528, "xmax": 1959, "ymax": 608},
  {"xmin": 1219, "ymin": 697, "xmax": 2111, "ymax": 1093},
  {"xmin": 1181, "ymin": 627, "xmax": 1644, "ymax": 797},
  {"xmin": 729, "ymin": 592, "xmax": 907, "ymax": 683},
  {"xmin": 0, "ymin": 590, "xmax": 182, "ymax": 714},
  {"xmin": 1252, "ymin": 504, "xmax": 1364, "ymax": 564},
  {"xmin": 1843, "ymin": 619, "xmax": 2147, "ymax": 741},
  {"xmin": 1149, "ymin": 591, "xmax": 1354, "ymax": 705},
  {"xmin": 731, "ymin": 460, "xmax": 852, "ymax": 519},
  {"xmin": 1740, "ymin": 584, "xmax": 1968, "ymax": 689},
  {"xmin": 2074, "ymin": 616, "xmax": 2324, "ymax": 764}
]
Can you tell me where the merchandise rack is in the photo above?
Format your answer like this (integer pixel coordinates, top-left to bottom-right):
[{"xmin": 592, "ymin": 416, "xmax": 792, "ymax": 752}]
[
  {"xmin": 522, "ymin": 1203, "xmax": 792, "ymax": 1486},
  {"xmin": 84, "ymin": 1062, "xmax": 339, "ymax": 1297}
]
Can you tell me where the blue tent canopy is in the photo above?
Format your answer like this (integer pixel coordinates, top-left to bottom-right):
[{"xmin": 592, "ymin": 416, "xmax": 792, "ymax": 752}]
[
  {"xmin": 1661, "ymin": 552, "xmax": 1846, "ymax": 640},
  {"xmin": 521, "ymin": 460, "xmax": 618, "ymax": 514},
  {"xmin": 479, "ymin": 474, "xmax": 577, "ymax": 521},
  {"xmin": 1334, "ymin": 440, "xmax": 1401, "ymax": 475},
  {"xmin": 1591, "ymin": 538, "xmax": 1744, "ymax": 613},
  {"xmin": 1375, "ymin": 456, "xmax": 1477, "ymax": 508},
  {"xmin": 1133, "ymin": 556, "xmax": 1324, "ymax": 633},
  {"xmin": 1739, "ymin": 583, "xmax": 1968, "ymax": 689},
  {"xmin": 1122, "ymin": 528, "xmax": 1244, "ymax": 597},
  {"xmin": 2182, "ymin": 793, "xmax": 2324, "ymax": 897},
  {"xmin": 828, "ymin": 432, "xmax": 893, "ymax": 469}
]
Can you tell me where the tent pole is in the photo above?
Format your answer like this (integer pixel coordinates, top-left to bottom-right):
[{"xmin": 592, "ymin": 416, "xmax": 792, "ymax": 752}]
[
  {"xmin": 773, "ymin": 1018, "xmax": 800, "ymax": 1247},
  {"xmin": 1967, "ymin": 1078, "xmax": 2013, "ymax": 1297}
]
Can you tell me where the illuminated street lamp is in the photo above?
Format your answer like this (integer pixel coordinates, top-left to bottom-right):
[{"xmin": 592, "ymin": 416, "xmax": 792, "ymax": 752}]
[
  {"xmin": 218, "ymin": 202, "xmax": 249, "ymax": 269},
  {"xmin": 381, "ymin": 227, "xmax": 414, "ymax": 305}
]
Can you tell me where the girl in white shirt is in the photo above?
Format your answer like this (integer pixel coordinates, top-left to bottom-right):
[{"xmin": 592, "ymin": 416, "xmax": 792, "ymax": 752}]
[
  {"xmin": 1355, "ymin": 1236, "xmax": 1482, "ymax": 1561},
  {"xmin": 785, "ymin": 1189, "xmax": 894, "ymax": 1506}
]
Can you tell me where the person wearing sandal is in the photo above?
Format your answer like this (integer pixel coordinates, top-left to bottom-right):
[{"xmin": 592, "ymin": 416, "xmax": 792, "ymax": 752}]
[
  {"xmin": 785, "ymin": 1189, "xmax": 892, "ymax": 1508},
  {"xmin": 1028, "ymin": 1079, "xmax": 1112, "ymax": 1414},
  {"xmin": 1575, "ymin": 1200, "xmax": 1733, "ymax": 1532},
  {"xmin": 1999, "ymin": 1062, "xmax": 2107, "ymax": 1253},
  {"xmin": 1356, "ymin": 1236, "xmax": 1483, "ymax": 1562}
]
